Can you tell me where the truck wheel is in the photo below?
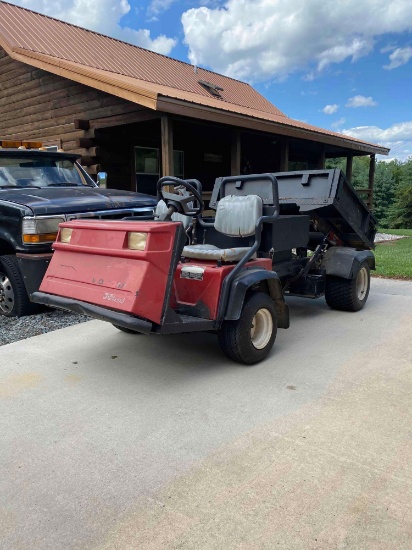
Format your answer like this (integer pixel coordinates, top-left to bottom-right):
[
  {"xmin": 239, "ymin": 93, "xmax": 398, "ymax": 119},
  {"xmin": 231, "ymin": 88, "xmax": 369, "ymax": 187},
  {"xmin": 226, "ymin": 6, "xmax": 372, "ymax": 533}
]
[
  {"xmin": 218, "ymin": 292, "xmax": 277, "ymax": 365},
  {"xmin": 325, "ymin": 261, "xmax": 370, "ymax": 312},
  {"xmin": 112, "ymin": 324, "xmax": 142, "ymax": 334},
  {"xmin": 0, "ymin": 255, "xmax": 38, "ymax": 317}
]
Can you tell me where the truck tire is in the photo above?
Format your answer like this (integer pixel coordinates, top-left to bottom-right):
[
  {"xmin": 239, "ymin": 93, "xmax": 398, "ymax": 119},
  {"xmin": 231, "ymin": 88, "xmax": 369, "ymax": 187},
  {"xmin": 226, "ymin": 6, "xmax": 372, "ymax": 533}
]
[
  {"xmin": 325, "ymin": 261, "xmax": 370, "ymax": 312},
  {"xmin": 0, "ymin": 255, "xmax": 39, "ymax": 317},
  {"xmin": 112, "ymin": 324, "xmax": 142, "ymax": 334},
  {"xmin": 218, "ymin": 292, "xmax": 277, "ymax": 365}
]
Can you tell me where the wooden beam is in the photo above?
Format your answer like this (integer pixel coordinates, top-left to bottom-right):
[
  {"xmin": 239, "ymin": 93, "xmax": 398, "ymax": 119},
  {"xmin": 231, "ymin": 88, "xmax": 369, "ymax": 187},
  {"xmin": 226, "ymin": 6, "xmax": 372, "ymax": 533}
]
[
  {"xmin": 161, "ymin": 115, "xmax": 174, "ymax": 177},
  {"xmin": 346, "ymin": 154, "xmax": 353, "ymax": 182},
  {"xmin": 280, "ymin": 139, "xmax": 289, "ymax": 171},
  {"xmin": 368, "ymin": 154, "xmax": 376, "ymax": 209},
  {"xmin": 89, "ymin": 109, "xmax": 161, "ymax": 130},
  {"xmin": 318, "ymin": 144, "xmax": 326, "ymax": 169},
  {"xmin": 231, "ymin": 130, "xmax": 241, "ymax": 175},
  {"xmin": 76, "ymin": 137, "xmax": 95, "ymax": 149}
]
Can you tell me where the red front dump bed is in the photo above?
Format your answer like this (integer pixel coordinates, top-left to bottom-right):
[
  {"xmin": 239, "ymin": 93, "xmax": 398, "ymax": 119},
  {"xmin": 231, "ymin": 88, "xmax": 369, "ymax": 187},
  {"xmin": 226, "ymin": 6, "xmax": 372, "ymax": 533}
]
[{"xmin": 39, "ymin": 219, "xmax": 271, "ymax": 327}]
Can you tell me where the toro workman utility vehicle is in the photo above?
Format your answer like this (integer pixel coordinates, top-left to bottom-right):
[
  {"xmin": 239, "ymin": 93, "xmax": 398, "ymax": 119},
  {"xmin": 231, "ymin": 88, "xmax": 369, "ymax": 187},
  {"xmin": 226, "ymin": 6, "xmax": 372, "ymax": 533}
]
[{"xmin": 33, "ymin": 170, "xmax": 376, "ymax": 365}]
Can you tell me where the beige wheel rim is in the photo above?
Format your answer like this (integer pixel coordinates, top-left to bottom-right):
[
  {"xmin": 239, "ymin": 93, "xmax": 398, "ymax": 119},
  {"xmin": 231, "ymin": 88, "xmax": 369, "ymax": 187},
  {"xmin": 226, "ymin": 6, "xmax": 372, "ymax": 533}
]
[
  {"xmin": 0, "ymin": 271, "xmax": 14, "ymax": 314},
  {"xmin": 250, "ymin": 308, "xmax": 273, "ymax": 349},
  {"xmin": 356, "ymin": 267, "xmax": 368, "ymax": 300}
]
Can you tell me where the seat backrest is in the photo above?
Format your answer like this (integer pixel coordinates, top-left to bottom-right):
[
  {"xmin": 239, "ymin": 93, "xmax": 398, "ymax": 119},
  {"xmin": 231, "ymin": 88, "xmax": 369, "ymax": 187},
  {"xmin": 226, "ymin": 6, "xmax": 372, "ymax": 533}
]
[
  {"xmin": 214, "ymin": 195, "xmax": 262, "ymax": 237},
  {"xmin": 155, "ymin": 200, "xmax": 192, "ymax": 229}
]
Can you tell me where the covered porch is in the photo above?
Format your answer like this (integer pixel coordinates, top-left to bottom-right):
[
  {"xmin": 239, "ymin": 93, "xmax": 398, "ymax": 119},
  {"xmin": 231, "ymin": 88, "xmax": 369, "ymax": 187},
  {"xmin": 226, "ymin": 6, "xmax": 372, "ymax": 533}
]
[{"xmin": 77, "ymin": 111, "xmax": 379, "ymax": 208}]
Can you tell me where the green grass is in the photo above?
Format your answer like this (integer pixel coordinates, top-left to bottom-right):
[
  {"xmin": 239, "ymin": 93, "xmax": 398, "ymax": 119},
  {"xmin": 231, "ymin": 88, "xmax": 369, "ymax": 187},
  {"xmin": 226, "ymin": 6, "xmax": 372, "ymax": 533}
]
[{"xmin": 374, "ymin": 229, "xmax": 412, "ymax": 279}]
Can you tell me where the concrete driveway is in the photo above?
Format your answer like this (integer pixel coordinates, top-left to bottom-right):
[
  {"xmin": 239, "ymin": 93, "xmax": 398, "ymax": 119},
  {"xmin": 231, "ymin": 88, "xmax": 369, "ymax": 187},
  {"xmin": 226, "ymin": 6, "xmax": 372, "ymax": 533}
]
[{"xmin": 0, "ymin": 278, "xmax": 411, "ymax": 550}]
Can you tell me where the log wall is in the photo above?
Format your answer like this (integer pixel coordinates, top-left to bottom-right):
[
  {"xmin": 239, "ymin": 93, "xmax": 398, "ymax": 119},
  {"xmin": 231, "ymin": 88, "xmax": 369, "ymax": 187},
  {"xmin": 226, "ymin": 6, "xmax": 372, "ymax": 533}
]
[{"xmin": 0, "ymin": 47, "xmax": 151, "ymax": 187}]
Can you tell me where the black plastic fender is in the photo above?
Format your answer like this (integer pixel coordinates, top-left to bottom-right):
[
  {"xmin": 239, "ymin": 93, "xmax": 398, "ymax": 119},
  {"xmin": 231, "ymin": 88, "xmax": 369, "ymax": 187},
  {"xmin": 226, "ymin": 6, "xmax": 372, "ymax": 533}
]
[
  {"xmin": 321, "ymin": 247, "xmax": 375, "ymax": 279},
  {"xmin": 224, "ymin": 268, "xmax": 289, "ymax": 328}
]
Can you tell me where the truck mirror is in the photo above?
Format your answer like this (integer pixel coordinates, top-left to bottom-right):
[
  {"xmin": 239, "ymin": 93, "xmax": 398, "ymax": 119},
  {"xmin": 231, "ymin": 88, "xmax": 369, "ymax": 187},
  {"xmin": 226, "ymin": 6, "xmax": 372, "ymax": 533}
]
[{"xmin": 97, "ymin": 172, "xmax": 108, "ymax": 188}]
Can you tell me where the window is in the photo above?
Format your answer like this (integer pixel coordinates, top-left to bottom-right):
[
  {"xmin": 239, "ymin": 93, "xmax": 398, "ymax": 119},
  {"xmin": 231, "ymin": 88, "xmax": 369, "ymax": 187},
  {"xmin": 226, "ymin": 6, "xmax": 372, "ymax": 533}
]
[
  {"xmin": 0, "ymin": 155, "xmax": 92, "ymax": 188},
  {"xmin": 135, "ymin": 147, "xmax": 184, "ymax": 195}
]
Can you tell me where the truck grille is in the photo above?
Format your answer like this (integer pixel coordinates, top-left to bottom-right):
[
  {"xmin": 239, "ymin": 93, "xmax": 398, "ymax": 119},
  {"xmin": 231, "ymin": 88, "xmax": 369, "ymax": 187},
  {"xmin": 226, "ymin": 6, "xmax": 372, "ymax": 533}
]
[{"xmin": 65, "ymin": 207, "xmax": 154, "ymax": 221}]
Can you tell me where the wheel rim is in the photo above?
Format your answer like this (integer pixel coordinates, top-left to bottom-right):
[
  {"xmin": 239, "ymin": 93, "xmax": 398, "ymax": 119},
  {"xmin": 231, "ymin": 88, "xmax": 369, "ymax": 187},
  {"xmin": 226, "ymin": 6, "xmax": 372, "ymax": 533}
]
[
  {"xmin": 356, "ymin": 267, "xmax": 369, "ymax": 300},
  {"xmin": 250, "ymin": 308, "xmax": 273, "ymax": 350},
  {"xmin": 0, "ymin": 271, "xmax": 14, "ymax": 314}
]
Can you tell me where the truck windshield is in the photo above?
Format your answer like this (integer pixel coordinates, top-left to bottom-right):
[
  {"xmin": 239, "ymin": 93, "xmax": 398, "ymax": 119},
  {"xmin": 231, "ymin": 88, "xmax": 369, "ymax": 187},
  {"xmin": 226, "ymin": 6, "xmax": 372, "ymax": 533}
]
[{"xmin": 0, "ymin": 155, "xmax": 93, "ymax": 188}]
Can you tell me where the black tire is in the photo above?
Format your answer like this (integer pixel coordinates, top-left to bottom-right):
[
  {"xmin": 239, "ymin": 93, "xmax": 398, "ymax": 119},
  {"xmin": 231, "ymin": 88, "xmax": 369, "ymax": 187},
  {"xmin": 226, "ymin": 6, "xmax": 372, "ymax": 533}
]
[
  {"xmin": 0, "ymin": 255, "xmax": 39, "ymax": 317},
  {"xmin": 112, "ymin": 324, "xmax": 142, "ymax": 334},
  {"xmin": 325, "ymin": 261, "xmax": 370, "ymax": 312},
  {"xmin": 218, "ymin": 292, "xmax": 277, "ymax": 365}
]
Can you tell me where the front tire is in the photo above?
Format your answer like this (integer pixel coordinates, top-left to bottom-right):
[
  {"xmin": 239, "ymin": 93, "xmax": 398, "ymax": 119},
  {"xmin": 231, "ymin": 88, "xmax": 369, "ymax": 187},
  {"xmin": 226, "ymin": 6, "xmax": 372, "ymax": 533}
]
[
  {"xmin": 325, "ymin": 261, "xmax": 370, "ymax": 312},
  {"xmin": 218, "ymin": 292, "xmax": 277, "ymax": 365},
  {"xmin": 0, "ymin": 255, "xmax": 38, "ymax": 317}
]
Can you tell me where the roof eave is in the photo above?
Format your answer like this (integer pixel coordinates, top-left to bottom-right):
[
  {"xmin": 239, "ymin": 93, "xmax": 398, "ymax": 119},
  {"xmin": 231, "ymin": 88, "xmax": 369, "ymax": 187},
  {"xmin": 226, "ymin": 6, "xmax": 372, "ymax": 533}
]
[{"xmin": 156, "ymin": 96, "xmax": 390, "ymax": 156}]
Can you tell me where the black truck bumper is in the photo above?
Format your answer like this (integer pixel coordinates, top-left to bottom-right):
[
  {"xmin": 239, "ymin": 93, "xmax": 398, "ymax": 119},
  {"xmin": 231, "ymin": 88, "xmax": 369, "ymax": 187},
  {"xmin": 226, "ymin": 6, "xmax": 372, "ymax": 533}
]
[{"xmin": 16, "ymin": 252, "xmax": 53, "ymax": 297}]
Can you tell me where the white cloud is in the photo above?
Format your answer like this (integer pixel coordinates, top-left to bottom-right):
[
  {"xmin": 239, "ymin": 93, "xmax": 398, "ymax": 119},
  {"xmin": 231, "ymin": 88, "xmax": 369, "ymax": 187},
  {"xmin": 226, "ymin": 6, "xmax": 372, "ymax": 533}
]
[
  {"xmin": 322, "ymin": 104, "xmax": 339, "ymax": 115},
  {"xmin": 10, "ymin": 0, "xmax": 177, "ymax": 55},
  {"xmin": 384, "ymin": 46, "xmax": 412, "ymax": 69},
  {"xmin": 331, "ymin": 117, "xmax": 346, "ymax": 129},
  {"xmin": 346, "ymin": 95, "xmax": 378, "ymax": 108},
  {"xmin": 181, "ymin": 0, "xmax": 412, "ymax": 81},
  {"xmin": 343, "ymin": 121, "xmax": 412, "ymax": 160},
  {"xmin": 147, "ymin": 0, "xmax": 177, "ymax": 16}
]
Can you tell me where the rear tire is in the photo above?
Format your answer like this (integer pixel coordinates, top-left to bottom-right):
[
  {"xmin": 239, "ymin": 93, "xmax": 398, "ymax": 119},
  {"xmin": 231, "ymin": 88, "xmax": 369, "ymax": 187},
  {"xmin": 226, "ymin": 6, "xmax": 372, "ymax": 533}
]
[
  {"xmin": 112, "ymin": 324, "xmax": 142, "ymax": 334},
  {"xmin": 0, "ymin": 255, "xmax": 39, "ymax": 317},
  {"xmin": 218, "ymin": 292, "xmax": 277, "ymax": 365},
  {"xmin": 325, "ymin": 261, "xmax": 370, "ymax": 312}
]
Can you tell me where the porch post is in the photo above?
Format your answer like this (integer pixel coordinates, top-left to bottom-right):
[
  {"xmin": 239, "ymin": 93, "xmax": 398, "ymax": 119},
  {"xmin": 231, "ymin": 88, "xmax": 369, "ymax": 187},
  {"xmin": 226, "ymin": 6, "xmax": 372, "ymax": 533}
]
[
  {"xmin": 318, "ymin": 145, "xmax": 326, "ymax": 169},
  {"xmin": 161, "ymin": 115, "xmax": 174, "ymax": 177},
  {"xmin": 231, "ymin": 130, "xmax": 241, "ymax": 175},
  {"xmin": 346, "ymin": 153, "xmax": 353, "ymax": 182},
  {"xmin": 368, "ymin": 154, "xmax": 376, "ymax": 209},
  {"xmin": 280, "ymin": 139, "xmax": 289, "ymax": 171}
]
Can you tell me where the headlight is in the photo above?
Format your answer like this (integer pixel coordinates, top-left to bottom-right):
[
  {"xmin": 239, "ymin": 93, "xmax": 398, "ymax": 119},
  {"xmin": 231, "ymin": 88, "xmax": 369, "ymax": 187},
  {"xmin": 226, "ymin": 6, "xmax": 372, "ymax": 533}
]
[
  {"xmin": 128, "ymin": 232, "xmax": 147, "ymax": 250},
  {"xmin": 22, "ymin": 216, "xmax": 65, "ymax": 244},
  {"xmin": 60, "ymin": 228, "xmax": 73, "ymax": 243}
]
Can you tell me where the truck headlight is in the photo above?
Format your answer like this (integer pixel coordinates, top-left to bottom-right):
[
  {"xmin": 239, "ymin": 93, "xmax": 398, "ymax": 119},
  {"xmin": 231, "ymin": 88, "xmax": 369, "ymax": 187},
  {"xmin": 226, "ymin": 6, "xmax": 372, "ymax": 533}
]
[
  {"xmin": 22, "ymin": 216, "xmax": 65, "ymax": 244},
  {"xmin": 128, "ymin": 232, "xmax": 147, "ymax": 250}
]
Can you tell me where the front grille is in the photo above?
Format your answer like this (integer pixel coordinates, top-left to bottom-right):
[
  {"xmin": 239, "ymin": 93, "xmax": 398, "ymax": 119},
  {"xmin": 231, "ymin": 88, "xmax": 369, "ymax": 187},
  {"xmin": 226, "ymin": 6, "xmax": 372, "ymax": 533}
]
[{"xmin": 65, "ymin": 207, "xmax": 154, "ymax": 221}]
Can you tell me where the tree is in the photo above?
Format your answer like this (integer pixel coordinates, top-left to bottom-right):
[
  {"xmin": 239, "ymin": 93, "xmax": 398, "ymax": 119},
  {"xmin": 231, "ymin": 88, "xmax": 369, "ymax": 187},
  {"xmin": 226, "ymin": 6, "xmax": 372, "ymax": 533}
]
[
  {"xmin": 371, "ymin": 163, "xmax": 396, "ymax": 227},
  {"xmin": 389, "ymin": 182, "xmax": 412, "ymax": 228}
]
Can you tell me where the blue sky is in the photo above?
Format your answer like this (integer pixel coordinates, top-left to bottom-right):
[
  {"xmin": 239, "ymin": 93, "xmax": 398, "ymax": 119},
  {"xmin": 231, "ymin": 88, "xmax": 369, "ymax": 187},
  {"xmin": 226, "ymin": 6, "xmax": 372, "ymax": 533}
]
[{"xmin": 9, "ymin": 0, "xmax": 412, "ymax": 160}]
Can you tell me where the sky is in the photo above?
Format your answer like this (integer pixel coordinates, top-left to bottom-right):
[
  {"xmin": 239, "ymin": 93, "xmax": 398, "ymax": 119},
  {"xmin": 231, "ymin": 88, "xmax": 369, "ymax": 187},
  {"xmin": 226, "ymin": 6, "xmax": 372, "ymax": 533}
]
[{"xmin": 7, "ymin": 0, "xmax": 412, "ymax": 161}]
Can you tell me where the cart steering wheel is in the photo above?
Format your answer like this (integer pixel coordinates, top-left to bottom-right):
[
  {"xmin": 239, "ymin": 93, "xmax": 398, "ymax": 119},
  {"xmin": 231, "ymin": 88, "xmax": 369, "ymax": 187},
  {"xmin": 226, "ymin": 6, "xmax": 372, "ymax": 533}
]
[{"xmin": 157, "ymin": 177, "xmax": 204, "ymax": 217}]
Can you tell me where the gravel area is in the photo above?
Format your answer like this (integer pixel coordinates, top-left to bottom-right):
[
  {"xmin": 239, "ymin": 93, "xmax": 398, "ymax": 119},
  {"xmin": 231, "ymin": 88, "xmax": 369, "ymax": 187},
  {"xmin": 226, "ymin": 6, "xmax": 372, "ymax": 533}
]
[
  {"xmin": 1, "ymin": 232, "xmax": 409, "ymax": 347},
  {"xmin": 0, "ymin": 309, "xmax": 89, "ymax": 346},
  {"xmin": 375, "ymin": 232, "xmax": 408, "ymax": 243}
]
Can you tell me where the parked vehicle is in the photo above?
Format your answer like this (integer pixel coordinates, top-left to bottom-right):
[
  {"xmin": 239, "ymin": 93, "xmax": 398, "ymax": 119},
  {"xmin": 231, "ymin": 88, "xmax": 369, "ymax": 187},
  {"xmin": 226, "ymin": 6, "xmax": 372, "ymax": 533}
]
[
  {"xmin": 0, "ymin": 141, "xmax": 157, "ymax": 317},
  {"xmin": 33, "ymin": 170, "xmax": 376, "ymax": 364}
]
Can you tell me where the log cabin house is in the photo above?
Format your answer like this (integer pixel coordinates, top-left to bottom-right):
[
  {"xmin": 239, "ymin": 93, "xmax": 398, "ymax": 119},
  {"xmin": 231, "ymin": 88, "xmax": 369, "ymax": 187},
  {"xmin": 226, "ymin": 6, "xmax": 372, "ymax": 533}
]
[{"xmin": 0, "ymin": 1, "xmax": 389, "ymax": 206}]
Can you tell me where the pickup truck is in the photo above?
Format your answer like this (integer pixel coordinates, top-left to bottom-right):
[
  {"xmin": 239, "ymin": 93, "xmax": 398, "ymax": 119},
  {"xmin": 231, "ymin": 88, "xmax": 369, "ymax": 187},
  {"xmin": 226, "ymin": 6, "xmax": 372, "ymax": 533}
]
[{"xmin": 0, "ymin": 142, "xmax": 157, "ymax": 317}]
